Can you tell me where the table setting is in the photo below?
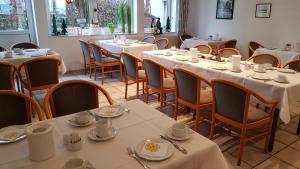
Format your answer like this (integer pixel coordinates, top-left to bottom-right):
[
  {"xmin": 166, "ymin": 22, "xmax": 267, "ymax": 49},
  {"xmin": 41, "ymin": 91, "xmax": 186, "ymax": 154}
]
[{"xmin": 0, "ymin": 100, "xmax": 229, "ymax": 169}]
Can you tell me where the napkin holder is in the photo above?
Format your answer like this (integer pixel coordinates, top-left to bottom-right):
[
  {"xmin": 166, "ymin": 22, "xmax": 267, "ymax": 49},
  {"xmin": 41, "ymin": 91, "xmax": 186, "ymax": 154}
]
[{"xmin": 25, "ymin": 123, "xmax": 55, "ymax": 161}]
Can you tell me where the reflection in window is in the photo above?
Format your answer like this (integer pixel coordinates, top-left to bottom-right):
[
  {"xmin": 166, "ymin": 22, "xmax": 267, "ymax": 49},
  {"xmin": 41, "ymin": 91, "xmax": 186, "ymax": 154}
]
[{"xmin": 0, "ymin": 0, "xmax": 28, "ymax": 31}]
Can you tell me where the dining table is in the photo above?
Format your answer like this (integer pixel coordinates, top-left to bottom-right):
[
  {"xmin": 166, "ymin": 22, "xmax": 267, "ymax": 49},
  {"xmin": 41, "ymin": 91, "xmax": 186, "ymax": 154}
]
[
  {"xmin": 0, "ymin": 48, "xmax": 67, "ymax": 74},
  {"xmin": 0, "ymin": 100, "xmax": 230, "ymax": 169},
  {"xmin": 180, "ymin": 38, "xmax": 226, "ymax": 49},
  {"xmin": 253, "ymin": 48, "xmax": 300, "ymax": 65},
  {"xmin": 95, "ymin": 39, "xmax": 158, "ymax": 58},
  {"xmin": 141, "ymin": 49, "xmax": 300, "ymax": 151}
]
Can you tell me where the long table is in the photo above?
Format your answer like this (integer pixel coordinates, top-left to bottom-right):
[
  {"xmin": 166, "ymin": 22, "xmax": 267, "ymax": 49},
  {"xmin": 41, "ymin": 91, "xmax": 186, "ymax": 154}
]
[{"xmin": 0, "ymin": 100, "xmax": 229, "ymax": 169}]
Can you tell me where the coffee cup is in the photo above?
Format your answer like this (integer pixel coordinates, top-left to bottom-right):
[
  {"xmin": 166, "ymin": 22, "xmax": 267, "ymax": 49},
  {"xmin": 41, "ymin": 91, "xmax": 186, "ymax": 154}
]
[
  {"xmin": 95, "ymin": 119, "xmax": 112, "ymax": 138},
  {"xmin": 276, "ymin": 75, "xmax": 288, "ymax": 83},
  {"xmin": 170, "ymin": 46, "xmax": 176, "ymax": 51},
  {"xmin": 165, "ymin": 51, "xmax": 172, "ymax": 56},
  {"xmin": 74, "ymin": 111, "xmax": 90, "ymax": 124},
  {"xmin": 254, "ymin": 64, "xmax": 265, "ymax": 72},
  {"xmin": 172, "ymin": 123, "xmax": 187, "ymax": 138},
  {"xmin": 64, "ymin": 158, "xmax": 88, "ymax": 169},
  {"xmin": 264, "ymin": 63, "xmax": 272, "ymax": 70}
]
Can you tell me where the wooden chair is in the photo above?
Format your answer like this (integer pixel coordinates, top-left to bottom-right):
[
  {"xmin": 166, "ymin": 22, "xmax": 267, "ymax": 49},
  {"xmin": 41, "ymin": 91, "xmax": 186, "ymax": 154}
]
[
  {"xmin": 193, "ymin": 44, "xmax": 212, "ymax": 54},
  {"xmin": 249, "ymin": 41, "xmax": 264, "ymax": 57},
  {"xmin": 0, "ymin": 61, "xmax": 21, "ymax": 91},
  {"xmin": 0, "ymin": 45, "xmax": 7, "ymax": 52},
  {"xmin": 121, "ymin": 53, "xmax": 146, "ymax": 99},
  {"xmin": 173, "ymin": 68, "xmax": 212, "ymax": 130},
  {"xmin": 18, "ymin": 57, "xmax": 60, "ymax": 107},
  {"xmin": 79, "ymin": 40, "xmax": 94, "ymax": 77},
  {"xmin": 0, "ymin": 90, "xmax": 44, "ymax": 128},
  {"xmin": 223, "ymin": 39, "xmax": 237, "ymax": 48},
  {"xmin": 180, "ymin": 33, "xmax": 192, "ymax": 44},
  {"xmin": 141, "ymin": 36, "xmax": 156, "ymax": 44},
  {"xmin": 155, "ymin": 38, "xmax": 169, "ymax": 49},
  {"xmin": 10, "ymin": 42, "xmax": 40, "ymax": 50},
  {"xmin": 43, "ymin": 80, "xmax": 113, "ymax": 118},
  {"xmin": 220, "ymin": 48, "xmax": 241, "ymax": 58},
  {"xmin": 90, "ymin": 43, "xmax": 123, "ymax": 84},
  {"xmin": 283, "ymin": 60, "xmax": 300, "ymax": 135},
  {"xmin": 143, "ymin": 59, "xmax": 176, "ymax": 112},
  {"xmin": 210, "ymin": 80, "xmax": 277, "ymax": 165},
  {"xmin": 247, "ymin": 54, "xmax": 281, "ymax": 67}
]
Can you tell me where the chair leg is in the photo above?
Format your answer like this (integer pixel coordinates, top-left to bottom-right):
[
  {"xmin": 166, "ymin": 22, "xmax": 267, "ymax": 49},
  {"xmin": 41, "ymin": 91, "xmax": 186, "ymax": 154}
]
[
  {"xmin": 142, "ymin": 82, "xmax": 145, "ymax": 94},
  {"xmin": 119, "ymin": 64, "xmax": 123, "ymax": 81},
  {"xmin": 89, "ymin": 64, "xmax": 92, "ymax": 79},
  {"xmin": 264, "ymin": 119, "xmax": 274, "ymax": 153},
  {"xmin": 84, "ymin": 63, "xmax": 87, "ymax": 75},
  {"xmin": 194, "ymin": 108, "xmax": 200, "ymax": 130},
  {"xmin": 146, "ymin": 84, "xmax": 149, "ymax": 104},
  {"xmin": 237, "ymin": 129, "xmax": 246, "ymax": 166},
  {"xmin": 174, "ymin": 100, "xmax": 178, "ymax": 120},
  {"xmin": 125, "ymin": 79, "xmax": 128, "ymax": 99},
  {"xmin": 136, "ymin": 81, "xmax": 139, "ymax": 98},
  {"xmin": 101, "ymin": 65, "xmax": 105, "ymax": 85},
  {"xmin": 160, "ymin": 93, "xmax": 163, "ymax": 112},
  {"xmin": 297, "ymin": 116, "xmax": 300, "ymax": 135},
  {"xmin": 94, "ymin": 65, "xmax": 97, "ymax": 81},
  {"xmin": 209, "ymin": 117, "xmax": 216, "ymax": 139}
]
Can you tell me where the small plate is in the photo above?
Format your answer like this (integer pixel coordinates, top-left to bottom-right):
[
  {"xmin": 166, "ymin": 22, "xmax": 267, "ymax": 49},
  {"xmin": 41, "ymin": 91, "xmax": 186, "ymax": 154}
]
[
  {"xmin": 251, "ymin": 74, "xmax": 270, "ymax": 80},
  {"xmin": 68, "ymin": 115, "xmax": 95, "ymax": 127},
  {"xmin": 0, "ymin": 125, "xmax": 27, "ymax": 144},
  {"xmin": 165, "ymin": 127, "xmax": 192, "ymax": 141},
  {"xmin": 134, "ymin": 138, "xmax": 175, "ymax": 161},
  {"xmin": 229, "ymin": 68, "xmax": 242, "ymax": 73},
  {"xmin": 188, "ymin": 59, "xmax": 199, "ymax": 63},
  {"xmin": 87, "ymin": 127, "xmax": 117, "ymax": 141},
  {"xmin": 164, "ymin": 53, "xmax": 173, "ymax": 57},
  {"xmin": 94, "ymin": 105, "xmax": 125, "ymax": 118},
  {"xmin": 273, "ymin": 78, "xmax": 289, "ymax": 84},
  {"xmin": 254, "ymin": 69, "xmax": 266, "ymax": 73},
  {"xmin": 277, "ymin": 68, "xmax": 296, "ymax": 74},
  {"xmin": 212, "ymin": 65, "xmax": 227, "ymax": 70}
]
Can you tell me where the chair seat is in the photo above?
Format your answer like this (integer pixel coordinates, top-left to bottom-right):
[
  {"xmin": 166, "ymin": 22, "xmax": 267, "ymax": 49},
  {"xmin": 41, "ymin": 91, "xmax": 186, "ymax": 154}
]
[
  {"xmin": 248, "ymin": 105, "xmax": 270, "ymax": 122},
  {"xmin": 102, "ymin": 56, "xmax": 120, "ymax": 63},
  {"xmin": 200, "ymin": 87, "xmax": 213, "ymax": 104},
  {"xmin": 163, "ymin": 77, "xmax": 175, "ymax": 89},
  {"xmin": 138, "ymin": 70, "xmax": 146, "ymax": 79}
]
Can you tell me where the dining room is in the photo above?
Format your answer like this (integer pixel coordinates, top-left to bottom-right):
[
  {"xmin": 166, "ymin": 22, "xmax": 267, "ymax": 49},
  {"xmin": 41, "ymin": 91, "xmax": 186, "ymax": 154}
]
[{"xmin": 0, "ymin": 0, "xmax": 300, "ymax": 169}]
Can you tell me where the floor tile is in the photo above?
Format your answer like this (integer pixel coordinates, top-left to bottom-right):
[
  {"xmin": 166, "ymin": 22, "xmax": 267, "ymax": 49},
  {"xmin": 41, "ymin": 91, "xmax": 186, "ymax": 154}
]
[
  {"xmin": 290, "ymin": 140, "xmax": 300, "ymax": 151},
  {"xmin": 251, "ymin": 139, "xmax": 286, "ymax": 155},
  {"xmin": 274, "ymin": 147, "xmax": 300, "ymax": 168},
  {"xmin": 275, "ymin": 129, "xmax": 299, "ymax": 145},
  {"xmin": 223, "ymin": 152, "xmax": 252, "ymax": 169},
  {"xmin": 255, "ymin": 157, "xmax": 297, "ymax": 169}
]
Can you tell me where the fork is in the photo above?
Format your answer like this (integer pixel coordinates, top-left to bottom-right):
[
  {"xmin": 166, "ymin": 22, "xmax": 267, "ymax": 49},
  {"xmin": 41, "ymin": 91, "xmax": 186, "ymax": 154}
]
[{"xmin": 127, "ymin": 147, "xmax": 150, "ymax": 169}]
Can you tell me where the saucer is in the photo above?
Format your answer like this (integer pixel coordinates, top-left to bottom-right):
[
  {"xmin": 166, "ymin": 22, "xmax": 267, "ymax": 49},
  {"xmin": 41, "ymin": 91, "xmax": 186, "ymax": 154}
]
[
  {"xmin": 165, "ymin": 127, "xmax": 192, "ymax": 141},
  {"xmin": 251, "ymin": 74, "xmax": 270, "ymax": 80},
  {"xmin": 68, "ymin": 115, "xmax": 95, "ymax": 127},
  {"xmin": 164, "ymin": 53, "xmax": 173, "ymax": 56},
  {"xmin": 212, "ymin": 65, "xmax": 227, "ymax": 70},
  {"xmin": 0, "ymin": 125, "xmax": 27, "ymax": 144},
  {"xmin": 273, "ymin": 77, "xmax": 289, "ymax": 84},
  {"xmin": 229, "ymin": 68, "xmax": 242, "ymax": 73},
  {"xmin": 254, "ymin": 69, "xmax": 266, "ymax": 73},
  {"xmin": 87, "ymin": 127, "xmax": 117, "ymax": 141},
  {"xmin": 176, "ymin": 57, "xmax": 189, "ymax": 61},
  {"xmin": 188, "ymin": 59, "xmax": 199, "ymax": 63}
]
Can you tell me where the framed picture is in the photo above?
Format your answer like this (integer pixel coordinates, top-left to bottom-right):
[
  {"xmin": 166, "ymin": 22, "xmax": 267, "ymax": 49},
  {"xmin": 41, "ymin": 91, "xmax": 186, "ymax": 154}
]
[
  {"xmin": 216, "ymin": 0, "xmax": 235, "ymax": 19},
  {"xmin": 255, "ymin": 3, "xmax": 272, "ymax": 18}
]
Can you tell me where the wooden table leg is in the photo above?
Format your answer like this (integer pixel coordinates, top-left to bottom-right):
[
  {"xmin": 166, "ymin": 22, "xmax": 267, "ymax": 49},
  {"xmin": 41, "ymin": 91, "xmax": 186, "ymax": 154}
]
[
  {"xmin": 268, "ymin": 108, "xmax": 280, "ymax": 152},
  {"xmin": 297, "ymin": 117, "xmax": 300, "ymax": 135}
]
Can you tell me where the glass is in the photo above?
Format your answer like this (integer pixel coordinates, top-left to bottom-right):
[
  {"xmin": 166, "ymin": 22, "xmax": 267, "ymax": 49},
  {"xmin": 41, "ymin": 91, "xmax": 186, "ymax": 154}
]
[{"xmin": 0, "ymin": 0, "xmax": 29, "ymax": 31}]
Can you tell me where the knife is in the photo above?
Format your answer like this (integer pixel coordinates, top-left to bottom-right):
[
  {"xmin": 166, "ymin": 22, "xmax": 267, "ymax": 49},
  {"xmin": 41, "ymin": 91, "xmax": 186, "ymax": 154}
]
[{"xmin": 160, "ymin": 135, "xmax": 188, "ymax": 154}]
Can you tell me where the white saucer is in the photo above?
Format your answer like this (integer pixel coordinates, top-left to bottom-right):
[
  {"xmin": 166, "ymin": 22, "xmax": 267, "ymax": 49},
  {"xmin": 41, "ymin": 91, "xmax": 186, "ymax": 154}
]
[
  {"xmin": 251, "ymin": 74, "xmax": 270, "ymax": 80},
  {"xmin": 0, "ymin": 125, "xmax": 27, "ymax": 144},
  {"xmin": 254, "ymin": 69, "xmax": 266, "ymax": 73},
  {"xmin": 229, "ymin": 68, "xmax": 242, "ymax": 73},
  {"xmin": 212, "ymin": 65, "xmax": 227, "ymax": 70},
  {"xmin": 87, "ymin": 127, "xmax": 117, "ymax": 141},
  {"xmin": 273, "ymin": 78, "xmax": 289, "ymax": 84},
  {"xmin": 165, "ymin": 127, "xmax": 192, "ymax": 141},
  {"xmin": 188, "ymin": 59, "xmax": 199, "ymax": 63},
  {"xmin": 68, "ymin": 115, "xmax": 95, "ymax": 127}
]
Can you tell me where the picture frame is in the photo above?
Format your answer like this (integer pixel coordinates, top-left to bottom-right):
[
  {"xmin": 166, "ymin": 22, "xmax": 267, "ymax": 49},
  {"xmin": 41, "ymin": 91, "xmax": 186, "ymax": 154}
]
[
  {"xmin": 255, "ymin": 3, "xmax": 272, "ymax": 18},
  {"xmin": 216, "ymin": 0, "xmax": 235, "ymax": 20}
]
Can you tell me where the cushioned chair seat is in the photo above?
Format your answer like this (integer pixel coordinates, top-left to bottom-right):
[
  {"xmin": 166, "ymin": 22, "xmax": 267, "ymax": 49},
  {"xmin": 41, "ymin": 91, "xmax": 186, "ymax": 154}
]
[
  {"xmin": 200, "ymin": 87, "xmax": 213, "ymax": 104},
  {"xmin": 248, "ymin": 105, "xmax": 270, "ymax": 122},
  {"xmin": 138, "ymin": 70, "xmax": 146, "ymax": 79},
  {"xmin": 102, "ymin": 56, "xmax": 119, "ymax": 63},
  {"xmin": 163, "ymin": 77, "xmax": 175, "ymax": 89}
]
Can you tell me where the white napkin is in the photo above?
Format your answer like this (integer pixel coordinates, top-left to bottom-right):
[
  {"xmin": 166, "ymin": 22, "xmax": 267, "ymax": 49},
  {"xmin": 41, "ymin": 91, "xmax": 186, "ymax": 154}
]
[
  {"xmin": 0, "ymin": 127, "xmax": 24, "ymax": 141},
  {"xmin": 140, "ymin": 142, "xmax": 169, "ymax": 157}
]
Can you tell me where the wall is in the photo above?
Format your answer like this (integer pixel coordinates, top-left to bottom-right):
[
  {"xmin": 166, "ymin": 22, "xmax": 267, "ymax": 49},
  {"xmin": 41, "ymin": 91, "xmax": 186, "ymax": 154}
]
[
  {"xmin": 187, "ymin": 0, "xmax": 300, "ymax": 56},
  {"xmin": 32, "ymin": 0, "xmax": 178, "ymax": 71}
]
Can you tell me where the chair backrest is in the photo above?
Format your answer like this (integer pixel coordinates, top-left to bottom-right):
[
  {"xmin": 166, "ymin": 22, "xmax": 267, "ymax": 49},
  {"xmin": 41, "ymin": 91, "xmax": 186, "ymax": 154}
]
[
  {"xmin": 249, "ymin": 41, "xmax": 264, "ymax": 56},
  {"xmin": 224, "ymin": 39, "xmax": 237, "ymax": 48},
  {"xmin": 174, "ymin": 68, "xmax": 211, "ymax": 105},
  {"xmin": 79, "ymin": 40, "xmax": 92, "ymax": 63},
  {"xmin": 193, "ymin": 44, "xmax": 212, "ymax": 54},
  {"xmin": 247, "ymin": 54, "xmax": 281, "ymax": 67},
  {"xmin": 10, "ymin": 42, "xmax": 40, "ymax": 50},
  {"xmin": 90, "ymin": 43, "xmax": 104, "ymax": 65},
  {"xmin": 141, "ymin": 36, "xmax": 155, "ymax": 44},
  {"xmin": 212, "ymin": 80, "xmax": 249, "ymax": 123},
  {"xmin": 155, "ymin": 38, "xmax": 169, "ymax": 49},
  {"xmin": 18, "ymin": 57, "xmax": 60, "ymax": 89},
  {"xmin": 283, "ymin": 60, "xmax": 300, "ymax": 72},
  {"xmin": 143, "ymin": 59, "xmax": 163, "ymax": 89},
  {"xmin": 220, "ymin": 48, "xmax": 241, "ymax": 58},
  {"xmin": 0, "ymin": 90, "xmax": 43, "ymax": 128},
  {"xmin": 0, "ymin": 45, "xmax": 7, "ymax": 52},
  {"xmin": 180, "ymin": 34, "xmax": 192, "ymax": 43},
  {"xmin": 0, "ymin": 62, "xmax": 18, "ymax": 91},
  {"xmin": 44, "ymin": 80, "xmax": 113, "ymax": 118},
  {"xmin": 121, "ymin": 53, "xmax": 139, "ymax": 79}
]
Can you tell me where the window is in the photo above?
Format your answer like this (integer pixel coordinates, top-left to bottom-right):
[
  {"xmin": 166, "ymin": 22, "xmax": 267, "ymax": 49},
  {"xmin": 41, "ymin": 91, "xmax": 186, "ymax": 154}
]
[
  {"xmin": 48, "ymin": 0, "xmax": 137, "ymax": 36},
  {"xmin": 144, "ymin": 0, "xmax": 177, "ymax": 34},
  {"xmin": 0, "ymin": 0, "xmax": 28, "ymax": 31}
]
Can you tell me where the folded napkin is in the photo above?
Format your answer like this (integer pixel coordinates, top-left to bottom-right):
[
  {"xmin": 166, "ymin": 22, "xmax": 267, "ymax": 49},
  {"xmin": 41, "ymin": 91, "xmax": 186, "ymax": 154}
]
[
  {"xmin": 0, "ymin": 127, "xmax": 24, "ymax": 141},
  {"xmin": 141, "ymin": 142, "xmax": 169, "ymax": 157}
]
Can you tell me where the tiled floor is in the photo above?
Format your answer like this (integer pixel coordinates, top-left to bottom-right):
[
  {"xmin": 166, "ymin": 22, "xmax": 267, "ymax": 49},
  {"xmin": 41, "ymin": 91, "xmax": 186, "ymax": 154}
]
[{"xmin": 60, "ymin": 71, "xmax": 300, "ymax": 169}]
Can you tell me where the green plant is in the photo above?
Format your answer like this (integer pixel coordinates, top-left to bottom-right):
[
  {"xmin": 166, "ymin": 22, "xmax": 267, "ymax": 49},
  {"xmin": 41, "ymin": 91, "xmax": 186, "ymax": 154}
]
[
  {"xmin": 52, "ymin": 15, "xmax": 58, "ymax": 35},
  {"xmin": 107, "ymin": 23, "xmax": 115, "ymax": 35},
  {"xmin": 118, "ymin": 1, "xmax": 127, "ymax": 33},
  {"xmin": 126, "ymin": 4, "xmax": 132, "ymax": 34},
  {"xmin": 166, "ymin": 16, "xmax": 171, "ymax": 32},
  {"xmin": 61, "ymin": 19, "xmax": 67, "ymax": 35}
]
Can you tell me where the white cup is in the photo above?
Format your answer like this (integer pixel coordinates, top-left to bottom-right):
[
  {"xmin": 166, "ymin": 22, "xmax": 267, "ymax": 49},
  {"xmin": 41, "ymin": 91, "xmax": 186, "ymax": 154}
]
[
  {"xmin": 95, "ymin": 119, "xmax": 112, "ymax": 138},
  {"xmin": 165, "ymin": 51, "xmax": 172, "ymax": 56},
  {"xmin": 277, "ymin": 75, "xmax": 288, "ymax": 83},
  {"xmin": 172, "ymin": 123, "xmax": 187, "ymax": 138},
  {"xmin": 74, "ymin": 112, "xmax": 90, "ymax": 124},
  {"xmin": 170, "ymin": 46, "xmax": 176, "ymax": 51},
  {"xmin": 264, "ymin": 63, "xmax": 272, "ymax": 69},
  {"xmin": 64, "ymin": 158, "xmax": 87, "ymax": 169},
  {"xmin": 254, "ymin": 64, "xmax": 265, "ymax": 72}
]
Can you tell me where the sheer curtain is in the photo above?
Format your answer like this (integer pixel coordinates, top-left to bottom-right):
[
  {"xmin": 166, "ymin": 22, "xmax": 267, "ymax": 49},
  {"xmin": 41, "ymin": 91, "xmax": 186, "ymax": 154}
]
[{"xmin": 178, "ymin": 0, "xmax": 189, "ymax": 46}]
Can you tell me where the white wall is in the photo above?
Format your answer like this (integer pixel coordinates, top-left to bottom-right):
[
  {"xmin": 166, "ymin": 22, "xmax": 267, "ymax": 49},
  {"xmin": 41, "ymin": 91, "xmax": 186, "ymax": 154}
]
[
  {"xmin": 32, "ymin": 0, "xmax": 178, "ymax": 71},
  {"xmin": 187, "ymin": 0, "xmax": 300, "ymax": 56}
]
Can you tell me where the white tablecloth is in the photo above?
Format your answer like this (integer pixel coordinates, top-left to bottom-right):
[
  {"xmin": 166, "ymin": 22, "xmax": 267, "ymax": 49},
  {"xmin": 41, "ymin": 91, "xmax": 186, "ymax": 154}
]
[
  {"xmin": 253, "ymin": 48, "xmax": 300, "ymax": 65},
  {"xmin": 0, "ymin": 49, "xmax": 67, "ymax": 74},
  {"xmin": 180, "ymin": 39, "xmax": 225, "ymax": 49},
  {"xmin": 96, "ymin": 40, "xmax": 158, "ymax": 57},
  {"xmin": 142, "ymin": 50, "xmax": 300, "ymax": 124},
  {"xmin": 0, "ymin": 100, "xmax": 229, "ymax": 169}
]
